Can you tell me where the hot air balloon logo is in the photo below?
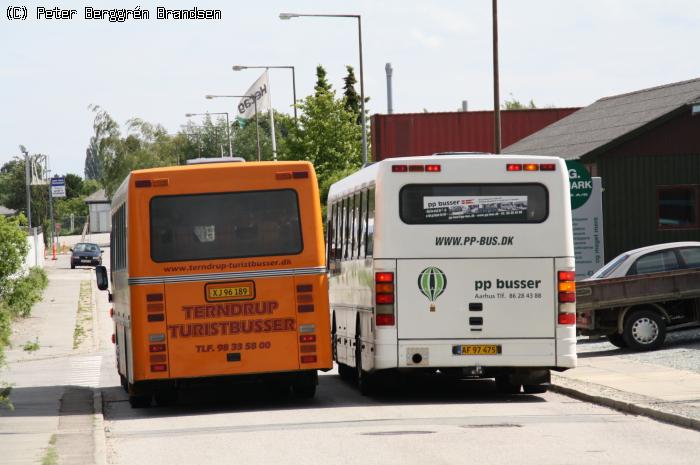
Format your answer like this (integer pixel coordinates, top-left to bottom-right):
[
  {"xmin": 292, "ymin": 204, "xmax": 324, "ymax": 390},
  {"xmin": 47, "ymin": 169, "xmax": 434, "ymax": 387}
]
[{"xmin": 418, "ymin": 267, "xmax": 447, "ymax": 312}]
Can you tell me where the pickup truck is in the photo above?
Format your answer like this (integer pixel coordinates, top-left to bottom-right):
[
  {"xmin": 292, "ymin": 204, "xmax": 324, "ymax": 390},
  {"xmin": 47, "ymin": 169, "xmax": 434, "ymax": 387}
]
[{"xmin": 576, "ymin": 268, "xmax": 700, "ymax": 350}]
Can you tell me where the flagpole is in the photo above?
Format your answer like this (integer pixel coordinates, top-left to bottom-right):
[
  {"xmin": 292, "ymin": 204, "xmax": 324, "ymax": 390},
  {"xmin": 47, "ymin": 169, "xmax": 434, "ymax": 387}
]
[{"xmin": 266, "ymin": 70, "xmax": 278, "ymax": 161}]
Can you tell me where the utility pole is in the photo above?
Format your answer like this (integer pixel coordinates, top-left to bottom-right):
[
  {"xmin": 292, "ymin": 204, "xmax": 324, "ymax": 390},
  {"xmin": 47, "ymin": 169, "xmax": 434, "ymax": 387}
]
[
  {"xmin": 20, "ymin": 146, "xmax": 31, "ymax": 228},
  {"xmin": 492, "ymin": 0, "xmax": 502, "ymax": 154},
  {"xmin": 48, "ymin": 174, "xmax": 56, "ymax": 260}
]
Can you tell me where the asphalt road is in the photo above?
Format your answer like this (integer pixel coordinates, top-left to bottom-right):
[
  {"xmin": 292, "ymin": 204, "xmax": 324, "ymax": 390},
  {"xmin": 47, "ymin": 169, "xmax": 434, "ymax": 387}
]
[
  {"xmin": 95, "ymin": 248, "xmax": 700, "ymax": 465},
  {"xmin": 101, "ymin": 370, "xmax": 700, "ymax": 465}
]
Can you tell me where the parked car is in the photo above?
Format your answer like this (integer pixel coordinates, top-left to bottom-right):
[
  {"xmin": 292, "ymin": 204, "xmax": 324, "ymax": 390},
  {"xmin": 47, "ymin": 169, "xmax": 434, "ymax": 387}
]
[
  {"xmin": 70, "ymin": 243, "xmax": 102, "ymax": 269},
  {"xmin": 578, "ymin": 241, "xmax": 700, "ymax": 350},
  {"xmin": 587, "ymin": 241, "xmax": 700, "ymax": 280}
]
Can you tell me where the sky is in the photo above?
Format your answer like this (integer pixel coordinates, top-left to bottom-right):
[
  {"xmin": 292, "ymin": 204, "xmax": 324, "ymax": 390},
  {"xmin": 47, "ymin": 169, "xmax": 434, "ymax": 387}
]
[{"xmin": 1, "ymin": 0, "xmax": 700, "ymax": 176}]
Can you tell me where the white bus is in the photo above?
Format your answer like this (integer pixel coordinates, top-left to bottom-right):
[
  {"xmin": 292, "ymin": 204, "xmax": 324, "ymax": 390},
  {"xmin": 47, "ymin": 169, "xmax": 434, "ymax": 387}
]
[{"xmin": 326, "ymin": 154, "xmax": 576, "ymax": 394}]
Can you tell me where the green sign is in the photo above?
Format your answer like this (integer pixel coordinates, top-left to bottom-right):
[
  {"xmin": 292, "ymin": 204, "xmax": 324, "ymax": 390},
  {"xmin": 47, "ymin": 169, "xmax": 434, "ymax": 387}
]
[
  {"xmin": 566, "ymin": 160, "xmax": 592, "ymax": 209},
  {"xmin": 418, "ymin": 267, "xmax": 446, "ymax": 312}
]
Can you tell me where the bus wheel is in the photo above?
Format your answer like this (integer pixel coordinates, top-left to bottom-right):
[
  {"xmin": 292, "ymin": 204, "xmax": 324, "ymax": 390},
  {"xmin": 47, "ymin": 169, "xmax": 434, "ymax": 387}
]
[
  {"xmin": 338, "ymin": 363, "xmax": 353, "ymax": 381},
  {"xmin": 355, "ymin": 335, "xmax": 374, "ymax": 396},
  {"xmin": 523, "ymin": 384, "xmax": 548, "ymax": 394},
  {"xmin": 606, "ymin": 332, "xmax": 628, "ymax": 348},
  {"xmin": 128, "ymin": 394, "xmax": 152, "ymax": 408},
  {"xmin": 154, "ymin": 389, "xmax": 177, "ymax": 407},
  {"xmin": 495, "ymin": 375, "xmax": 521, "ymax": 394},
  {"xmin": 292, "ymin": 372, "xmax": 317, "ymax": 399},
  {"xmin": 622, "ymin": 309, "xmax": 666, "ymax": 351},
  {"xmin": 292, "ymin": 383, "xmax": 316, "ymax": 399}
]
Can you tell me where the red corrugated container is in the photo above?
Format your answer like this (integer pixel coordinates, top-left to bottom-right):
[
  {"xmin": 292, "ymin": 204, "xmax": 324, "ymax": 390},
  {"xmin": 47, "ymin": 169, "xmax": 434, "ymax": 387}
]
[{"xmin": 371, "ymin": 108, "xmax": 580, "ymax": 161}]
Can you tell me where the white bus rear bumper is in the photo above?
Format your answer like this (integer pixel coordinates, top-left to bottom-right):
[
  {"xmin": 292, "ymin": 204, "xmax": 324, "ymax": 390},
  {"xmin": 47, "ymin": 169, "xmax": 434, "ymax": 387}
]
[{"xmin": 372, "ymin": 337, "xmax": 575, "ymax": 371}]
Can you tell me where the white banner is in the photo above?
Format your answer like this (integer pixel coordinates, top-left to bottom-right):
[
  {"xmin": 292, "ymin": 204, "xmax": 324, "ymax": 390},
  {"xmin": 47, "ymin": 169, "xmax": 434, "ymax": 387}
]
[
  {"xmin": 423, "ymin": 195, "xmax": 528, "ymax": 221},
  {"xmin": 237, "ymin": 71, "xmax": 270, "ymax": 120}
]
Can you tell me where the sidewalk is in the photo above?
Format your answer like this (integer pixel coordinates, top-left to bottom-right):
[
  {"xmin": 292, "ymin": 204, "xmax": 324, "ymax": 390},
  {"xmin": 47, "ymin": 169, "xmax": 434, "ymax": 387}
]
[
  {"xmin": 551, "ymin": 350, "xmax": 700, "ymax": 431},
  {"xmin": 0, "ymin": 256, "xmax": 101, "ymax": 465}
]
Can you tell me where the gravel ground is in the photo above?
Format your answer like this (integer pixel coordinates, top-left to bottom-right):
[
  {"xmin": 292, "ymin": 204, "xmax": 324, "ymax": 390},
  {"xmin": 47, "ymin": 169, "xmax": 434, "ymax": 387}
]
[{"xmin": 577, "ymin": 327, "xmax": 700, "ymax": 374}]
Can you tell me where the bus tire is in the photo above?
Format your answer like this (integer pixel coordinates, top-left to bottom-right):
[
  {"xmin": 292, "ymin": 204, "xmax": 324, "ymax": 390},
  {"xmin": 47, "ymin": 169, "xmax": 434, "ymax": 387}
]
[
  {"xmin": 331, "ymin": 313, "xmax": 338, "ymax": 362},
  {"xmin": 523, "ymin": 384, "xmax": 548, "ymax": 394},
  {"xmin": 154, "ymin": 389, "xmax": 177, "ymax": 407},
  {"xmin": 292, "ymin": 383, "xmax": 316, "ymax": 399},
  {"xmin": 622, "ymin": 309, "xmax": 666, "ymax": 351},
  {"xmin": 495, "ymin": 375, "xmax": 521, "ymax": 394},
  {"xmin": 355, "ymin": 334, "xmax": 374, "ymax": 396},
  {"xmin": 338, "ymin": 363, "xmax": 353, "ymax": 381},
  {"xmin": 606, "ymin": 332, "xmax": 628, "ymax": 348},
  {"xmin": 129, "ymin": 394, "xmax": 151, "ymax": 408}
]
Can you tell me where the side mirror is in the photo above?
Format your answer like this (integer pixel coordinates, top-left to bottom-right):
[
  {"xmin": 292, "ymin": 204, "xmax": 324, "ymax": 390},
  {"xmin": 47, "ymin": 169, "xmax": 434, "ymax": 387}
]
[
  {"xmin": 95, "ymin": 265, "xmax": 109, "ymax": 291},
  {"xmin": 69, "ymin": 247, "xmax": 73, "ymax": 252},
  {"xmin": 100, "ymin": 250, "xmax": 104, "ymax": 254}
]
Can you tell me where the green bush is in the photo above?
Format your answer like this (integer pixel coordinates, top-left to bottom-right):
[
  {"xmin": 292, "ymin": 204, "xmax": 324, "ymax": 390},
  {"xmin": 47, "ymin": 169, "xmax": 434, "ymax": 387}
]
[
  {"xmin": 5, "ymin": 268, "xmax": 48, "ymax": 318},
  {"xmin": 0, "ymin": 267, "xmax": 48, "ymax": 367}
]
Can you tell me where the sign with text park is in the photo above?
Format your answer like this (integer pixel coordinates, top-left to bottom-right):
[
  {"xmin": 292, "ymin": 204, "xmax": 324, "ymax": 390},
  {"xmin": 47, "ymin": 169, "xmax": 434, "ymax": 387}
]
[{"xmin": 566, "ymin": 161, "xmax": 604, "ymax": 280}]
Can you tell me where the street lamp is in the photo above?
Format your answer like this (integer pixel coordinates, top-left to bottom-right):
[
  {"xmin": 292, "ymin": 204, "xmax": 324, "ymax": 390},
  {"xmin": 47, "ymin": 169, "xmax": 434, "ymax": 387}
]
[
  {"xmin": 279, "ymin": 12, "xmax": 368, "ymax": 166},
  {"xmin": 232, "ymin": 65, "xmax": 298, "ymax": 124},
  {"xmin": 206, "ymin": 94, "xmax": 261, "ymax": 161},
  {"xmin": 184, "ymin": 112, "xmax": 232, "ymax": 157}
]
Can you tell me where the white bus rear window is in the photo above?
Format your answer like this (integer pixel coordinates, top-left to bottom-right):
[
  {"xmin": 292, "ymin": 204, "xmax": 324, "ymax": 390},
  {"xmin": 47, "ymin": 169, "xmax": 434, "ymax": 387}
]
[
  {"xmin": 400, "ymin": 184, "xmax": 548, "ymax": 224},
  {"xmin": 150, "ymin": 189, "xmax": 302, "ymax": 262}
]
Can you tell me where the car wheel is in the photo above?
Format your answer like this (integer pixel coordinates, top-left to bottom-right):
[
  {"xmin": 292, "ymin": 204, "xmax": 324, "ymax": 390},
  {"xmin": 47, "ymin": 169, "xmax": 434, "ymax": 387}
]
[
  {"xmin": 606, "ymin": 332, "xmax": 628, "ymax": 348},
  {"xmin": 71, "ymin": 262, "xmax": 75, "ymax": 269},
  {"xmin": 622, "ymin": 309, "xmax": 667, "ymax": 351}
]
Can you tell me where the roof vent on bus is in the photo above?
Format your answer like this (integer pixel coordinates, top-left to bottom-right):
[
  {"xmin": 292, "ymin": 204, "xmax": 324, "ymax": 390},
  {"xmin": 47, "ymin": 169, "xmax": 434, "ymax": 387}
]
[{"xmin": 186, "ymin": 157, "xmax": 246, "ymax": 165}]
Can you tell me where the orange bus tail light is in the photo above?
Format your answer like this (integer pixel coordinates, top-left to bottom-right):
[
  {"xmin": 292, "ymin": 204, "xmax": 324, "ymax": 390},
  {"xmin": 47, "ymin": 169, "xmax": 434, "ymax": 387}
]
[{"xmin": 300, "ymin": 355, "xmax": 317, "ymax": 364}]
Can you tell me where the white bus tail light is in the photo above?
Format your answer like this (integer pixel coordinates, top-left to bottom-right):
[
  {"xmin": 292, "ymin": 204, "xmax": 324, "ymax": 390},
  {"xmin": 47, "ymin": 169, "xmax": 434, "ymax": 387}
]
[
  {"xmin": 507, "ymin": 163, "xmax": 556, "ymax": 172},
  {"xmin": 557, "ymin": 270, "xmax": 576, "ymax": 325},
  {"xmin": 375, "ymin": 272, "xmax": 395, "ymax": 326},
  {"xmin": 392, "ymin": 164, "xmax": 441, "ymax": 173}
]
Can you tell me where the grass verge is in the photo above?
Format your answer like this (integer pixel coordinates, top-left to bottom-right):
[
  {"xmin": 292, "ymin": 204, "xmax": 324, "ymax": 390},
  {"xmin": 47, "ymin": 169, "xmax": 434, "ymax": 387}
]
[{"xmin": 73, "ymin": 281, "xmax": 93, "ymax": 350}]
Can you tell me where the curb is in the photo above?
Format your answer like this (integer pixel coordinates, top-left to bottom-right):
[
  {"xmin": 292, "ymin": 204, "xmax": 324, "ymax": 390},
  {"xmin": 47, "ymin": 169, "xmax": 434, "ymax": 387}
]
[
  {"xmin": 93, "ymin": 389, "xmax": 107, "ymax": 465},
  {"xmin": 550, "ymin": 374, "xmax": 700, "ymax": 432}
]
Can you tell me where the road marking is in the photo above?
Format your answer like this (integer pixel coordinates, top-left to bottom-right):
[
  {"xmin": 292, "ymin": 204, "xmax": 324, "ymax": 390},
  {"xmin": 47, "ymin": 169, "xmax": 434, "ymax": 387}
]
[{"xmin": 69, "ymin": 355, "xmax": 102, "ymax": 388}]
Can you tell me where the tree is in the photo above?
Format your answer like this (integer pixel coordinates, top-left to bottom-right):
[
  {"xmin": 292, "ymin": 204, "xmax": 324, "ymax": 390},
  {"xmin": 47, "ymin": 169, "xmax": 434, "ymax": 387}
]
[
  {"xmin": 502, "ymin": 94, "xmax": 537, "ymax": 110},
  {"xmin": 231, "ymin": 110, "xmax": 295, "ymax": 161},
  {"xmin": 0, "ymin": 157, "xmax": 49, "ymax": 229},
  {"xmin": 64, "ymin": 174, "xmax": 84, "ymax": 199},
  {"xmin": 285, "ymin": 88, "xmax": 363, "ymax": 203},
  {"xmin": 314, "ymin": 65, "xmax": 332, "ymax": 96},
  {"xmin": 0, "ymin": 215, "xmax": 28, "ymax": 298},
  {"xmin": 343, "ymin": 65, "xmax": 361, "ymax": 118},
  {"xmin": 84, "ymin": 105, "xmax": 120, "ymax": 180}
]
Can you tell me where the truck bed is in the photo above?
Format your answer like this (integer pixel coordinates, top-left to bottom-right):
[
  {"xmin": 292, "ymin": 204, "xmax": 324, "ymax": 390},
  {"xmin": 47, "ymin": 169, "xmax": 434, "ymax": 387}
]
[{"xmin": 576, "ymin": 269, "xmax": 700, "ymax": 312}]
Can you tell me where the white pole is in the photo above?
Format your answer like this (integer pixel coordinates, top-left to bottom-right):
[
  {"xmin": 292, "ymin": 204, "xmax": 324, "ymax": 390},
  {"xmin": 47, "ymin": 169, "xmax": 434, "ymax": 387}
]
[{"xmin": 267, "ymin": 69, "xmax": 278, "ymax": 161}]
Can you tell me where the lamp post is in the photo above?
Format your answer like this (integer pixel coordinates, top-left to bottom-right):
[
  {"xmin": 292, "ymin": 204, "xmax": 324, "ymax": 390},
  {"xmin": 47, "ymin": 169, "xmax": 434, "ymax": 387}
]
[
  {"xmin": 232, "ymin": 65, "xmax": 298, "ymax": 124},
  {"xmin": 185, "ymin": 112, "xmax": 232, "ymax": 157},
  {"xmin": 206, "ymin": 95, "xmax": 261, "ymax": 161},
  {"xmin": 279, "ymin": 12, "xmax": 368, "ymax": 166}
]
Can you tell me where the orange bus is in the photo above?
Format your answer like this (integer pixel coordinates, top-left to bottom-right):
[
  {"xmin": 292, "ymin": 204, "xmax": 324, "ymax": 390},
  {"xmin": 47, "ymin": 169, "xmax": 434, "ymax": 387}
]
[{"xmin": 96, "ymin": 159, "xmax": 332, "ymax": 407}]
